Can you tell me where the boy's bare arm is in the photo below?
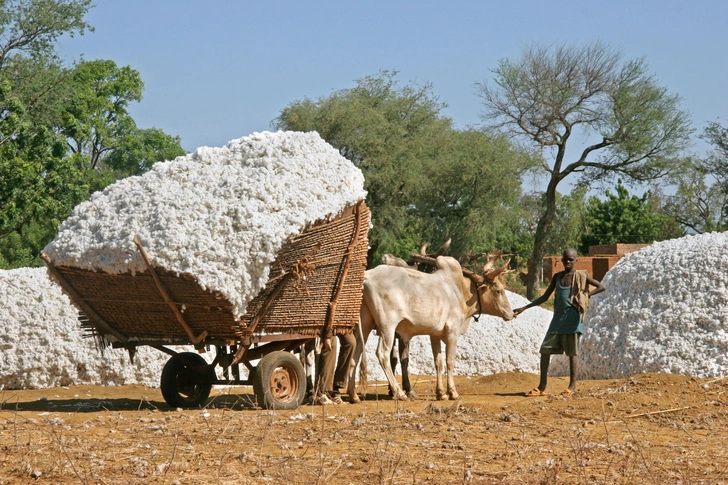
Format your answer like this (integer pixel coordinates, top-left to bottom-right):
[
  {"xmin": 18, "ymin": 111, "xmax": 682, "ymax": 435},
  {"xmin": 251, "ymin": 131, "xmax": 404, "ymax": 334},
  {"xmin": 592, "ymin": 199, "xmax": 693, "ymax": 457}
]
[
  {"xmin": 514, "ymin": 277, "xmax": 557, "ymax": 316},
  {"xmin": 586, "ymin": 275, "xmax": 605, "ymax": 297}
]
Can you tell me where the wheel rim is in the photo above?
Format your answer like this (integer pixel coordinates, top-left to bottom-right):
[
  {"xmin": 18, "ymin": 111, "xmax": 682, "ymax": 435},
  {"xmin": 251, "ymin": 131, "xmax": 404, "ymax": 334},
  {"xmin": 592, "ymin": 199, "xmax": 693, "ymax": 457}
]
[{"xmin": 268, "ymin": 364, "xmax": 298, "ymax": 404}]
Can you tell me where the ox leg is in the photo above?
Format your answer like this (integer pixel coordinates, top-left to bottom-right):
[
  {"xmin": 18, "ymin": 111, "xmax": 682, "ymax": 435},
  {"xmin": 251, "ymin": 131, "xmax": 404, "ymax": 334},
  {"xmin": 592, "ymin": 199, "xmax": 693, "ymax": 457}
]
[
  {"xmin": 346, "ymin": 310, "xmax": 374, "ymax": 404},
  {"xmin": 399, "ymin": 335, "xmax": 418, "ymax": 399},
  {"xmin": 388, "ymin": 333, "xmax": 400, "ymax": 397},
  {"xmin": 430, "ymin": 337, "xmax": 447, "ymax": 400},
  {"xmin": 376, "ymin": 329, "xmax": 407, "ymax": 400},
  {"xmin": 445, "ymin": 335, "xmax": 459, "ymax": 400},
  {"xmin": 300, "ymin": 339, "xmax": 317, "ymax": 400}
]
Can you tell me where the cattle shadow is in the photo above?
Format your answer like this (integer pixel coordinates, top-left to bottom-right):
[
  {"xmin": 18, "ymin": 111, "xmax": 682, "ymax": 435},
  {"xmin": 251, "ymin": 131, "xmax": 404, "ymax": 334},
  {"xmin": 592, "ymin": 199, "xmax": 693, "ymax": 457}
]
[
  {"xmin": 0, "ymin": 392, "xmax": 261, "ymax": 413},
  {"xmin": 0, "ymin": 396, "xmax": 167, "ymax": 413}
]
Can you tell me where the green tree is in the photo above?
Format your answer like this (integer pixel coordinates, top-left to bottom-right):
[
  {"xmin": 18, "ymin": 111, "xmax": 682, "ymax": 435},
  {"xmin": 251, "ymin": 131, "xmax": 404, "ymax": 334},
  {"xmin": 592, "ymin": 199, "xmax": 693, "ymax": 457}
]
[
  {"xmin": 105, "ymin": 127, "xmax": 185, "ymax": 176},
  {"xmin": 703, "ymin": 120, "xmax": 728, "ymax": 183},
  {"xmin": 660, "ymin": 160, "xmax": 728, "ymax": 234},
  {"xmin": 0, "ymin": 0, "xmax": 92, "ymax": 142},
  {"xmin": 274, "ymin": 71, "xmax": 533, "ymax": 266},
  {"xmin": 499, "ymin": 185, "xmax": 589, "ymax": 271},
  {"xmin": 477, "ymin": 42, "xmax": 692, "ymax": 299},
  {"xmin": 60, "ymin": 59, "xmax": 143, "ymax": 169},
  {"xmin": 660, "ymin": 122, "xmax": 728, "ymax": 234},
  {"xmin": 0, "ymin": 1, "xmax": 185, "ymax": 268},
  {"xmin": 581, "ymin": 180, "xmax": 683, "ymax": 251}
]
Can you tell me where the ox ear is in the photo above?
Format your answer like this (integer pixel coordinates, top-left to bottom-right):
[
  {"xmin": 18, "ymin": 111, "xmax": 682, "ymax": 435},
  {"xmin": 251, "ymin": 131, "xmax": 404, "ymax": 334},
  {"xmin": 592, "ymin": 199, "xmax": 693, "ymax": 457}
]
[{"xmin": 484, "ymin": 258, "xmax": 511, "ymax": 282}]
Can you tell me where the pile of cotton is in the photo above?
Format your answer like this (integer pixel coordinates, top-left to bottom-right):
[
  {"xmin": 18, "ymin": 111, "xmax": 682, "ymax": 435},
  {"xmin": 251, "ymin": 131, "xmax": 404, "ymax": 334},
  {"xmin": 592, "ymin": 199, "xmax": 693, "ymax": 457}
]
[
  {"xmin": 43, "ymin": 131, "xmax": 366, "ymax": 318},
  {"xmin": 551, "ymin": 232, "xmax": 728, "ymax": 379},
  {"xmin": 0, "ymin": 268, "xmax": 174, "ymax": 389},
  {"xmin": 364, "ymin": 291, "xmax": 553, "ymax": 380}
]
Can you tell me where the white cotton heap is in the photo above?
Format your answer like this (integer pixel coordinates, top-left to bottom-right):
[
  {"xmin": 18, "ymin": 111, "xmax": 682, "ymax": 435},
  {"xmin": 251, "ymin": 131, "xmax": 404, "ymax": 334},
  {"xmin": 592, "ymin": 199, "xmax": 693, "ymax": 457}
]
[
  {"xmin": 43, "ymin": 131, "xmax": 367, "ymax": 318},
  {"xmin": 365, "ymin": 292, "xmax": 553, "ymax": 380},
  {"xmin": 551, "ymin": 231, "xmax": 728, "ymax": 379},
  {"xmin": 0, "ymin": 267, "xmax": 174, "ymax": 389}
]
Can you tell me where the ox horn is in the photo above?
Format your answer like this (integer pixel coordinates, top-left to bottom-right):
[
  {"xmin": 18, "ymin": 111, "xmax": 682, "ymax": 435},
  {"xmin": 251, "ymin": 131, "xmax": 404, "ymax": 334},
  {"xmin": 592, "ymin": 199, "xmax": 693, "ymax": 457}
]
[
  {"xmin": 482, "ymin": 250, "xmax": 504, "ymax": 274},
  {"xmin": 420, "ymin": 238, "xmax": 451, "ymax": 257},
  {"xmin": 419, "ymin": 243, "xmax": 429, "ymax": 256},
  {"xmin": 432, "ymin": 238, "xmax": 451, "ymax": 257},
  {"xmin": 485, "ymin": 258, "xmax": 511, "ymax": 282}
]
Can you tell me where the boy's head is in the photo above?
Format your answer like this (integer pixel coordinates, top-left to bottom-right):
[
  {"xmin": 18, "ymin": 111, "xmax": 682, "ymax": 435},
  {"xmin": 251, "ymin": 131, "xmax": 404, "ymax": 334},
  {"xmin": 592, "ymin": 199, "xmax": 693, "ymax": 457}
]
[{"xmin": 562, "ymin": 248, "xmax": 578, "ymax": 271}]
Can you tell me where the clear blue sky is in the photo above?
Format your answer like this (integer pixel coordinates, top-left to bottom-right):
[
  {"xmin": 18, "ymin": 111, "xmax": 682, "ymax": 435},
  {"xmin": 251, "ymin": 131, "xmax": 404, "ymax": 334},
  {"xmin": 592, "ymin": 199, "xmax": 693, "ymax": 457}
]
[{"xmin": 59, "ymin": 0, "xmax": 727, "ymax": 160}]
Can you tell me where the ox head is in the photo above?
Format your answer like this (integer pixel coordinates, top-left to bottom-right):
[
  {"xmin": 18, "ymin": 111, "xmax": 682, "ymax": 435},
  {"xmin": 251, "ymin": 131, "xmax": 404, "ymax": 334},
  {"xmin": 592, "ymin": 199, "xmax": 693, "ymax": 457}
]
[{"xmin": 473, "ymin": 251, "xmax": 514, "ymax": 321}]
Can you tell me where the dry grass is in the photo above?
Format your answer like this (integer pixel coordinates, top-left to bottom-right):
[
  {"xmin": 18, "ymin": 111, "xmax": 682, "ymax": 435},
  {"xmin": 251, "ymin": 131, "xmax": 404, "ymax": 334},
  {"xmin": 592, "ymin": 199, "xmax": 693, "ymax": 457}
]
[{"xmin": 1, "ymin": 373, "xmax": 727, "ymax": 484}]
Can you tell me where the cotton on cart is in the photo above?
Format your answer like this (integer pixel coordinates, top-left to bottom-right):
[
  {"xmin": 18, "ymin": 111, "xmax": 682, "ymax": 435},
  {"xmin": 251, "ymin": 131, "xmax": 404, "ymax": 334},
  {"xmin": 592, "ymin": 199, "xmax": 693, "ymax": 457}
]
[{"xmin": 40, "ymin": 131, "xmax": 369, "ymax": 410}]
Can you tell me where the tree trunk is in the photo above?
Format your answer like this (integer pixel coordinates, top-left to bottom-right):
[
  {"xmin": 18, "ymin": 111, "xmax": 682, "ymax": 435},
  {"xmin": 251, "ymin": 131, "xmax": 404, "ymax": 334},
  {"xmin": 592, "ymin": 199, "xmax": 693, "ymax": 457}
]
[{"xmin": 525, "ymin": 178, "xmax": 559, "ymax": 300}]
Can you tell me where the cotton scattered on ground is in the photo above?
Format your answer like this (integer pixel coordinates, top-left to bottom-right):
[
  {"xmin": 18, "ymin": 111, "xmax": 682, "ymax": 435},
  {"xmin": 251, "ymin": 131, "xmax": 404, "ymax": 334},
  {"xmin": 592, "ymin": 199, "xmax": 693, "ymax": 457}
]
[
  {"xmin": 43, "ymin": 131, "xmax": 366, "ymax": 318},
  {"xmin": 551, "ymin": 231, "xmax": 728, "ymax": 379},
  {"xmin": 364, "ymin": 291, "xmax": 554, "ymax": 380},
  {"xmin": 0, "ymin": 267, "xmax": 173, "ymax": 389}
]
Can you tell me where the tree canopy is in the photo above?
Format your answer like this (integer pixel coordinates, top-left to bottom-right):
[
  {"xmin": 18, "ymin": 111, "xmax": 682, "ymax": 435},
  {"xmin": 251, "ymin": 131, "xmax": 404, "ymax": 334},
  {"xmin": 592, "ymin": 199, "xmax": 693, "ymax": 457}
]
[
  {"xmin": 275, "ymin": 71, "xmax": 536, "ymax": 266},
  {"xmin": 581, "ymin": 180, "xmax": 683, "ymax": 251},
  {"xmin": 477, "ymin": 41, "xmax": 692, "ymax": 298},
  {"xmin": 0, "ymin": 0, "xmax": 185, "ymax": 269}
]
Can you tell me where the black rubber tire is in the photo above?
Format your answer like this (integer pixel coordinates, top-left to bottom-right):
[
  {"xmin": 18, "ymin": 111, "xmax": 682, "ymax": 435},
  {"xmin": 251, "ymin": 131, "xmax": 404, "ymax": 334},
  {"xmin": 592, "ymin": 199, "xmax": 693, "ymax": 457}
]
[
  {"xmin": 252, "ymin": 351, "xmax": 306, "ymax": 410},
  {"xmin": 160, "ymin": 352, "xmax": 214, "ymax": 408}
]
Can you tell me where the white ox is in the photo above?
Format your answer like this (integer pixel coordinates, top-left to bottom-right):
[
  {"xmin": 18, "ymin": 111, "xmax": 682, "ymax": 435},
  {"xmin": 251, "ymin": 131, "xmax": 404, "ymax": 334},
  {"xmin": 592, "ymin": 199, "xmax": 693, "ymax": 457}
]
[{"xmin": 347, "ymin": 255, "xmax": 513, "ymax": 401}]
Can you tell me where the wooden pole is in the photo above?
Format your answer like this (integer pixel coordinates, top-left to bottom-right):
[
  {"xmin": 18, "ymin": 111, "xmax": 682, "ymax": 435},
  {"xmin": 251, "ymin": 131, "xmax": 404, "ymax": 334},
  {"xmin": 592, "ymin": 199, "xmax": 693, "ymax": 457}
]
[
  {"xmin": 624, "ymin": 406, "xmax": 690, "ymax": 419},
  {"xmin": 133, "ymin": 237, "xmax": 208, "ymax": 345},
  {"xmin": 41, "ymin": 254, "xmax": 129, "ymax": 343}
]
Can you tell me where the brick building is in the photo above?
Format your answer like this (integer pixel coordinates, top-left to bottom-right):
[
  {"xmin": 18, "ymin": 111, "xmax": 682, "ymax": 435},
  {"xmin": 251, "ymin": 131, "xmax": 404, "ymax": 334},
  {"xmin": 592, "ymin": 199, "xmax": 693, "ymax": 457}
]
[{"xmin": 543, "ymin": 243, "xmax": 650, "ymax": 282}]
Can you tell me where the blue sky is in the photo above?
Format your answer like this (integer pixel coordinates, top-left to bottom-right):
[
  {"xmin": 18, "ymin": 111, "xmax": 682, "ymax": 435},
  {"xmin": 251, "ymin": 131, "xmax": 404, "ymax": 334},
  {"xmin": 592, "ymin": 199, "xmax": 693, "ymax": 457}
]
[{"xmin": 59, "ymin": 0, "xmax": 727, "ymax": 167}]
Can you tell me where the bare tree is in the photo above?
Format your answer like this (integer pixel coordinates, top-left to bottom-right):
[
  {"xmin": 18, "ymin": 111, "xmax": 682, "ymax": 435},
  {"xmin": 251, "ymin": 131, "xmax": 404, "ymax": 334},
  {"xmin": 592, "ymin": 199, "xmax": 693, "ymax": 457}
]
[{"xmin": 476, "ymin": 41, "xmax": 692, "ymax": 299}]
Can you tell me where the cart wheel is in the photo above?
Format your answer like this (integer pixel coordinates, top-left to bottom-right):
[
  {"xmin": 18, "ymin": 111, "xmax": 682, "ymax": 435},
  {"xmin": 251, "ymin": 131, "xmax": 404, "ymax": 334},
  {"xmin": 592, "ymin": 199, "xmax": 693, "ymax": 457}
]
[
  {"xmin": 253, "ymin": 351, "xmax": 306, "ymax": 410},
  {"xmin": 160, "ymin": 352, "xmax": 214, "ymax": 408}
]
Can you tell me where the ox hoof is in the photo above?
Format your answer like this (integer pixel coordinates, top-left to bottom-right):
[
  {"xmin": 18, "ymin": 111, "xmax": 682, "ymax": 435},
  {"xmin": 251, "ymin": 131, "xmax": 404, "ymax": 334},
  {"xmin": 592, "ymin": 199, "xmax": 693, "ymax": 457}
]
[
  {"xmin": 393, "ymin": 392, "xmax": 409, "ymax": 401},
  {"xmin": 448, "ymin": 392, "xmax": 460, "ymax": 400},
  {"xmin": 436, "ymin": 393, "xmax": 449, "ymax": 401},
  {"xmin": 349, "ymin": 393, "xmax": 362, "ymax": 404},
  {"xmin": 406, "ymin": 390, "xmax": 419, "ymax": 399}
]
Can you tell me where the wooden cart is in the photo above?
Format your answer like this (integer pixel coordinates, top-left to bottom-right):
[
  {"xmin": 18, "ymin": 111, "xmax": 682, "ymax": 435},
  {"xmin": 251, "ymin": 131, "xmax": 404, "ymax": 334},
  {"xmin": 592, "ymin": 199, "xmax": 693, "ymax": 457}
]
[{"xmin": 42, "ymin": 202, "xmax": 370, "ymax": 410}]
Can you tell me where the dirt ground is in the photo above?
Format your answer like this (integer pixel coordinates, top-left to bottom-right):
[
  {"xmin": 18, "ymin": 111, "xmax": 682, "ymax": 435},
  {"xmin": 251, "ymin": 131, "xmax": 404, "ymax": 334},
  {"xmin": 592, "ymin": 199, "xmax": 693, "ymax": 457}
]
[{"xmin": 1, "ymin": 371, "xmax": 727, "ymax": 484}]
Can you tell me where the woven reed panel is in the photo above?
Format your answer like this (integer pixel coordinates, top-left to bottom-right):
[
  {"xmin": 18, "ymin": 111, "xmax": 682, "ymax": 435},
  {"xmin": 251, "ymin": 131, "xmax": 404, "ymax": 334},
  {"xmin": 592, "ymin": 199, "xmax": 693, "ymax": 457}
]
[
  {"xmin": 51, "ymin": 203, "xmax": 370, "ymax": 342},
  {"xmin": 237, "ymin": 202, "xmax": 370, "ymax": 338}
]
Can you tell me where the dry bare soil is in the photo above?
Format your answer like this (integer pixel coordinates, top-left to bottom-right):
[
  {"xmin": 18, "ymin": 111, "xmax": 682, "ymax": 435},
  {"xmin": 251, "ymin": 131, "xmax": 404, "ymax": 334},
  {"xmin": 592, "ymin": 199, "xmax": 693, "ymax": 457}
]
[{"xmin": 1, "ymin": 372, "xmax": 727, "ymax": 484}]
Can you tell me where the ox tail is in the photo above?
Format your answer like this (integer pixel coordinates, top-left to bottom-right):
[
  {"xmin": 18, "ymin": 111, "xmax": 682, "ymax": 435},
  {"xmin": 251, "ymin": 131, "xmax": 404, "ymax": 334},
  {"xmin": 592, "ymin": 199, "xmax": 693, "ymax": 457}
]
[{"xmin": 357, "ymin": 320, "xmax": 368, "ymax": 392}]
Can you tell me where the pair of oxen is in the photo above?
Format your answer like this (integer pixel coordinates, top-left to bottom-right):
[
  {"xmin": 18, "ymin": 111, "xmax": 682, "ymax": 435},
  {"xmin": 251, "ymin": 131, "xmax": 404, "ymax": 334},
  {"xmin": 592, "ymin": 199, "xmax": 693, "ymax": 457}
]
[{"xmin": 310, "ymin": 241, "xmax": 514, "ymax": 403}]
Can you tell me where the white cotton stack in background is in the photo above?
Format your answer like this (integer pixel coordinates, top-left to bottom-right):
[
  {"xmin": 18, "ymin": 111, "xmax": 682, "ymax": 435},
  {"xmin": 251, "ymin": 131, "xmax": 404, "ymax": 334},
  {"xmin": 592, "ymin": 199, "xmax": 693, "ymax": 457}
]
[
  {"xmin": 0, "ymin": 267, "xmax": 172, "ymax": 389},
  {"xmin": 550, "ymin": 231, "xmax": 728, "ymax": 379},
  {"xmin": 43, "ymin": 131, "xmax": 367, "ymax": 318},
  {"xmin": 364, "ymin": 291, "xmax": 553, "ymax": 380}
]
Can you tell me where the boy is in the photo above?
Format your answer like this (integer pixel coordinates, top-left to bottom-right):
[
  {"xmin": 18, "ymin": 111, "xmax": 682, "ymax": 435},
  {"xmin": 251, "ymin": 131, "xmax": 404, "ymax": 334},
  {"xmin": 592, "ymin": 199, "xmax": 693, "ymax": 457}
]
[{"xmin": 513, "ymin": 248, "xmax": 605, "ymax": 396}]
